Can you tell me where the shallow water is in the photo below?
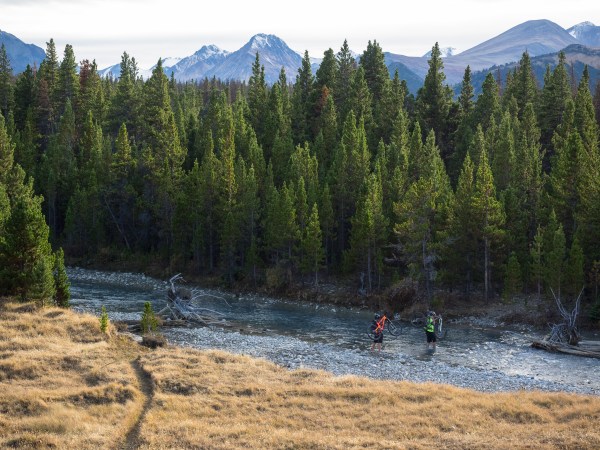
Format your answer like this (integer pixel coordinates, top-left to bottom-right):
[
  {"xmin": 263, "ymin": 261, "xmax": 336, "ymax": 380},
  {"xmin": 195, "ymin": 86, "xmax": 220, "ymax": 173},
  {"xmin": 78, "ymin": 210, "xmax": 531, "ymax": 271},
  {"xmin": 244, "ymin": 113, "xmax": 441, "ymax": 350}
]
[{"xmin": 68, "ymin": 267, "xmax": 599, "ymax": 394}]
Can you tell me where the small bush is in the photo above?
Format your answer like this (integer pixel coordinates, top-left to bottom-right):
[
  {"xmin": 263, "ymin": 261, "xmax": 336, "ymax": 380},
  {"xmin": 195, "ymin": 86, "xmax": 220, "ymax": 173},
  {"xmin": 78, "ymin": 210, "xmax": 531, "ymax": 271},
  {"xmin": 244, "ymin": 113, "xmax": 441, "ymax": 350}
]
[
  {"xmin": 140, "ymin": 302, "xmax": 158, "ymax": 334},
  {"xmin": 99, "ymin": 306, "xmax": 109, "ymax": 334}
]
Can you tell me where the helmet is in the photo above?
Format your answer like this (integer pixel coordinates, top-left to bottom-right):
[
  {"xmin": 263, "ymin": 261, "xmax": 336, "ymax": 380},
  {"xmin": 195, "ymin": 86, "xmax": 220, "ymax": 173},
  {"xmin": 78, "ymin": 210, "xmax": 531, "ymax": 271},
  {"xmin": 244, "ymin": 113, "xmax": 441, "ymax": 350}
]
[{"xmin": 374, "ymin": 313, "xmax": 381, "ymax": 320}]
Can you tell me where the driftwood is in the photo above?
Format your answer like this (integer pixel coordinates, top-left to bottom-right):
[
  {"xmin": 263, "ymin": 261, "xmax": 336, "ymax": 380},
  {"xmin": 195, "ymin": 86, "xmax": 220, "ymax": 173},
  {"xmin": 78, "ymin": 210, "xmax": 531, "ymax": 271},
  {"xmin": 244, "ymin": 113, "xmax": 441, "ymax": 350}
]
[
  {"xmin": 546, "ymin": 287, "xmax": 583, "ymax": 345},
  {"xmin": 531, "ymin": 287, "xmax": 597, "ymax": 357},
  {"xmin": 156, "ymin": 274, "xmax": 231, "ymax": 327},
  {"xmin": 531, "ymin": 340, "xmax": 600, "ymax": 359}
]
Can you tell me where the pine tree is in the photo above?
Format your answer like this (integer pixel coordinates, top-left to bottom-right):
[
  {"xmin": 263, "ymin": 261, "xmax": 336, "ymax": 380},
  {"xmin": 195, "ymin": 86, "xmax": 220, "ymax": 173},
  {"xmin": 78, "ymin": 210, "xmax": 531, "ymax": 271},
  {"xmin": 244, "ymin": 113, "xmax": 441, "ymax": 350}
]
[
  {"xmin": 564, "ymin": 235, "xmax": 584, "ymax": 298},
  {"xmin": 545, "ymin": 222, "xmax": 566, "ymax": 299},
  {"xmin": 335, "ymin": 40, "xmax": 357, "ymax": 127},
  {"xmin": 0, "ymin": 44, "xmax": 14, "ymax": 119},
  {"xmin": 503, "ymin": 252, "xmax": 522, "ymax": 300},
  {"xmin": 0, "ymin": 113, "xmax": 15, "ymax": 185},
  {"xmin": 291, "ymin": 51, "xmax": 315, "ymax": 144},
  {"xmin": 472, "ymin": 73, "xmax": 500, "ymax": 132},
  {"xmin": 445, "ymin": 154, "xmax": 477, "ymax": 293},
  {"xmin": 529, "ymin": 225, "xmax": 544, "ymax": 300},
  {"xmin": 472, "ymin": 145, "xmax": 505, "ymax": 301},
  {"xmin": 315, "ymin": 93, "xmax": 338, "ymax": 179},
  {"xmin": 314, "ymin": 48, "xmax": 338, "ymax": 100},
  {"xmin": 349, "ymin": 173, "xmax": 388, "ymax": 291},
  {"xmin": 504, "ymin": 52, "xmax": 538, "ymax": 118},
  {"xmin": 109, "ymin": 52, "xmax": 142, "ymax": 137},
  {"xmin": 416, "ymin": 42, "xmax": 453, "ymax": 159},
  {"xmin": 360, "ymin": 40, "xmax": 393, "ymax": 146},
  {"xmin": 394, "ymin": 130, "xmax": 452, "ymax": 302},
  {"xmin": 247, "ymin": 53, "xmax": 268, "ymax": 145},
  {"xmin": 99, "ymin": 305, "xmax": 109, "ymax": 333},
  {"xmin": 348, "ymin": 67, "xmax": 374, "ymax": 147},
  {"xmin": 55, "ymin": 44, "xmax": 79, "ymax": 117},
  {"xmin": 0, "ymin": 166, "xmax": 55, "ymax": 303},
  {"xmin": 140, "ymin": 301, "xmax": 158, "ymax": 334},
  {"xmin": 300, "ymin": 203, "xmax": 324, "ymax": 285},
  {"xmin": 53, "ymin": 247, "xmax": 70, "ymax": 307},
  {"xmin": 13, "ymin": 65, "xmax": 35, "ymax": 130},
  {"xmin": 538, "ymin": 51, "xmax": 571, "ymax": 152}
]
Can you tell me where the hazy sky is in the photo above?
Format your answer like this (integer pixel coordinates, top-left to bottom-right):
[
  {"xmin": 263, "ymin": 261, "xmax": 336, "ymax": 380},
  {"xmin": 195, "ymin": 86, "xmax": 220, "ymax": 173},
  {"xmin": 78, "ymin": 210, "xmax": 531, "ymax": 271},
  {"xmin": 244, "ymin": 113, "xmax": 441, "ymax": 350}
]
[{"xmin": 1, "ymin": 0, "xmax": 597, "ymax": 69}]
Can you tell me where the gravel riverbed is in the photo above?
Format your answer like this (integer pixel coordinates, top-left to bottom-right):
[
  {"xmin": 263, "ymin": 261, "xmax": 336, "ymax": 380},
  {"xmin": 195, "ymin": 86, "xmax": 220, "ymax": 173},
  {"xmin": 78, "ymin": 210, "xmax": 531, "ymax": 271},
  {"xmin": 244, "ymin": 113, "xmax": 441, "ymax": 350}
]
[
  {"xmin": 66, "ymin": 267, "xmax": 599, "ymax": 397},
  {"xmin": 164, "ymin": 324, "xmax": 599, "ymax": 397}
]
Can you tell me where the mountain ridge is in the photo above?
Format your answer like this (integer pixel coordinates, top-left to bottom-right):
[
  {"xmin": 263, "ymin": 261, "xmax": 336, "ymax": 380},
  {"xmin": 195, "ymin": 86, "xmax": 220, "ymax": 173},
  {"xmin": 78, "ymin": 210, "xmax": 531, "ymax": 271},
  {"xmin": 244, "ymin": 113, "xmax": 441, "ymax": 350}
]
[{"xmin": 2, "ymin": 20, "xmax": 599, "ymax": 94}]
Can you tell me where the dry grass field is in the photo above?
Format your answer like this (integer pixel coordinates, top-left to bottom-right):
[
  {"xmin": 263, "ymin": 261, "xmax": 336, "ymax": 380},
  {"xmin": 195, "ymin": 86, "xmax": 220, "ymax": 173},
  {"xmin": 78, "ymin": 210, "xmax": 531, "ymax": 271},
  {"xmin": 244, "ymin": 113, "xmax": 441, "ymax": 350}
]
[{"xmin": 1, "ymin": 298, "xmax": 599, "ymax": 449}]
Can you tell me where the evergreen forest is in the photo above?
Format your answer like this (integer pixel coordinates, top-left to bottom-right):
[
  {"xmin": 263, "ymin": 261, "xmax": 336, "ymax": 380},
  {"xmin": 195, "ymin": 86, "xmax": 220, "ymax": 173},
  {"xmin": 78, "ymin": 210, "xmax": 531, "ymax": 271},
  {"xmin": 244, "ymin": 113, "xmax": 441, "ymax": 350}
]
[{"xmin": 1, "ymin": 38, "xmax": 600, "ymax": 313}]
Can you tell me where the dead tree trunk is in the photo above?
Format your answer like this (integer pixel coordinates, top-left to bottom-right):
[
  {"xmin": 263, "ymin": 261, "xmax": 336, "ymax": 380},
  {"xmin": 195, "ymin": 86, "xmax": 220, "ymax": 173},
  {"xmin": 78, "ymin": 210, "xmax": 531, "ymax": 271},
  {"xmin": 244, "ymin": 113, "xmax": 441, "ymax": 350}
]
[
  {"xmin": 157, "ymin": 274, "xmax": 230, "ymax": 327},
  {"xmin": 547, "ymin": 287, "xmax": 583, "ymax": 345}
]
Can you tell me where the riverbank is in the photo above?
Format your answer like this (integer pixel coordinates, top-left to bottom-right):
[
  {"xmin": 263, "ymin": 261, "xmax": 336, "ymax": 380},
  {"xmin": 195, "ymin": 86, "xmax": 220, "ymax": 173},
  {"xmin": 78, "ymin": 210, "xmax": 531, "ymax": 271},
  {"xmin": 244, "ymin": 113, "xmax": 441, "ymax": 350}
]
[
  {"xmin": 2, "ymin": 298, "xmax": 599, "ymax": 449},
  {"xmin": 68, "ymin": 258, "xmax": 594, "ymax": 332},
  {"xmin": 66, "ymin": 266, "xmax": 600, "ymax": 398}
]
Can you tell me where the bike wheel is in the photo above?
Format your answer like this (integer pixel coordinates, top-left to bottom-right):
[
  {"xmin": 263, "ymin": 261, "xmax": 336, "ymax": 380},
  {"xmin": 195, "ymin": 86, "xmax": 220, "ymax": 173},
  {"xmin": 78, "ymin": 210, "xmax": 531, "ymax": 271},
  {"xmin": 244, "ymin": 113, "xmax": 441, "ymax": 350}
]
[
  {"xmin": 435, "ymin": 323, "xmax": 447, "ymax": 339},
  {"xmin": 410, "ymin": 315, "xmax": 425, "ymax": 328},
  {"xmin": 386, "ymin": 320, "xmax": 402, "ymax": 337},
  {"xmin": 366, "ymin": 327, "xmax": 377, "ymax": 341}
]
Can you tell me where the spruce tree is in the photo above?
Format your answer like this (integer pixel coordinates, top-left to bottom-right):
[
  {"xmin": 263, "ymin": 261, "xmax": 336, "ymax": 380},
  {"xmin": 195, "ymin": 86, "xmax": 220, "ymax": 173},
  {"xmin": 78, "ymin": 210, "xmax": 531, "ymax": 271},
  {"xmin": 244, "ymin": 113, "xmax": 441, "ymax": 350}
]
[
  {"xmin": 53, "ymin": 247, "xmax": 70, "ymax": 308},
  {"xmin": 300, "ymin": 203, "xmax": 324, "ymax": 285},
  {"xmin": 503, "ymin": 252, "xmax": 523, "ymax": 300},
  {"xmin": 529, "ymin": 225, "xmax": 544, "ymax": 300},
  {"xmin": 472, "ymin": 145, "xmax": 505, "ymax": 301},
  {"xmin": 416, "ymin": 42, "xmax": 453, "ymax": 159},
  {"xmin": 335, "ymin": 40, "xmax": 357, "ymax": 127},
  {"xmin": 247, "ymin": 53, "xmax": 268, "ymax": 145},
  {"xmin": 545, "ymin": 222, "xmax": 566, "ymax": 299},
  {"xmin": 349, "ymin": 173, "xmax": 388, "ymax": 291},
  {"xmin": 0, "ymin": 166, "xmax": 55, "ymax": 303},
  {"xmin": 564, "ymin": 235, "xmax": 584, "ymax": 298},
  {"xmin": 291, "ymin": 51, "xmax": 315, "ymax": 145},
  {"xmin": 0, "ymin": 44, "xmax": 14, "ymax": 119}
]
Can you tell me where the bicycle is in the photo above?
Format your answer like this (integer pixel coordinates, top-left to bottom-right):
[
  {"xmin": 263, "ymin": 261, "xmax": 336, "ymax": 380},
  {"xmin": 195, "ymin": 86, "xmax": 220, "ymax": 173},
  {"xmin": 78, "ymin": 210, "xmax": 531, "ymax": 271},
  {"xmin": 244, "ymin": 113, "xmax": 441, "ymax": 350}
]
[
  {"xmin": 410, "ymin": 311, "xmax": 447, "ymax": 339},
  {"xmin": 367, "ymin": 313, "xmax": 402, "ymax": 340}
]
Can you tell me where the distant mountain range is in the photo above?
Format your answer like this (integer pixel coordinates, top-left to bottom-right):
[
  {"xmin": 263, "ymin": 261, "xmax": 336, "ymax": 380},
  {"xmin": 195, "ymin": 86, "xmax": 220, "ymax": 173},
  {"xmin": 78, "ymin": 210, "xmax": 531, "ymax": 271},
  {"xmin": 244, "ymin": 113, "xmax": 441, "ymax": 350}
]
[
  {"xmin": 0, "ymin": 29, "xmax": 45, "ymax": 73},
  {"xmin": 2, "ymin": 20, "xmax": 600, "ymax": 94}
]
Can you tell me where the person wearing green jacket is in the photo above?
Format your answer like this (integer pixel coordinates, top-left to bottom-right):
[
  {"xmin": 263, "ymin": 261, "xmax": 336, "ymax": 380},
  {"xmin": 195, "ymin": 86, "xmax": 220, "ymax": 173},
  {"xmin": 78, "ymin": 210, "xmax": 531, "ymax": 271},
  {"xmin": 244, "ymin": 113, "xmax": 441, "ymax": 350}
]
[{"xmin": 425, "ymin": 311, "xmax": 437, "ymax": 350}]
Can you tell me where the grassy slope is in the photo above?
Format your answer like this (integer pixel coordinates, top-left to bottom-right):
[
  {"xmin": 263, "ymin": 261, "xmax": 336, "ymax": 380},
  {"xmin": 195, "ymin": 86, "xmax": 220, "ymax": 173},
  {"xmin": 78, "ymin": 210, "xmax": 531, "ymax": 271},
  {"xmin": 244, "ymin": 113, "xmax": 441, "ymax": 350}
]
[{"xmin": 1, "ymin": 299, "xmax": 599, "ymax": 449}]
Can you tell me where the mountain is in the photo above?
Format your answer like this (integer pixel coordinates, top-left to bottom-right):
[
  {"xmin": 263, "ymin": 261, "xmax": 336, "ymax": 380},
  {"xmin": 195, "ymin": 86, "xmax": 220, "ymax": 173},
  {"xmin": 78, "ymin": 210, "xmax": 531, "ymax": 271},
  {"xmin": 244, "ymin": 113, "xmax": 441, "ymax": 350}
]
[
  {"xmin": 423, "ymin": 47, "xmax": 458, "ymax": 58},
  {"xmin": 567, "ymin": 21, "xmax": 600, "ymax": 47},
  {"xmin": 205, "ymin": 34, "xmax": 302, "ymax": 84},
  {"xmin": 168, "ymin": 45, "xmax": 229, "ymax": 81},
  {"xmin": 465, "ymin": 44, "xmax": 600, "ymax": 97},
  {"xmin": 385, "ymin": 61, "xmax": 423, "ymax": 94},
  {"xmin": 0, "ymin": 29, "xmax": 45, "ymax": 73},
  {"xmin": 385, "ymin": 19, "xmax": 583, "ymax": 87}
]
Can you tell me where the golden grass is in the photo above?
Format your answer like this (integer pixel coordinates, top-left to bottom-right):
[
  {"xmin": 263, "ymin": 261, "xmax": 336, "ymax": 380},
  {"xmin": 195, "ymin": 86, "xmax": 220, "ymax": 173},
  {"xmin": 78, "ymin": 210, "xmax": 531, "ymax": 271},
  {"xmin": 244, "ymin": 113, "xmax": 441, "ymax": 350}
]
[{"xmin": 1, "ymin": 297, "xmax": 599, "ymax": 449}]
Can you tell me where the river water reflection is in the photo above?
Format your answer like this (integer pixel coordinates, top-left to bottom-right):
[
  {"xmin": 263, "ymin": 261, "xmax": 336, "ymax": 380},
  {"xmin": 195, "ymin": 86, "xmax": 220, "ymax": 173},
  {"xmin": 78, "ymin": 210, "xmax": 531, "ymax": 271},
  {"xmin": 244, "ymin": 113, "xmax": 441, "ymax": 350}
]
[{"xmin": 68, "ymin": 268, "xmax": 599, "ymax": 394}]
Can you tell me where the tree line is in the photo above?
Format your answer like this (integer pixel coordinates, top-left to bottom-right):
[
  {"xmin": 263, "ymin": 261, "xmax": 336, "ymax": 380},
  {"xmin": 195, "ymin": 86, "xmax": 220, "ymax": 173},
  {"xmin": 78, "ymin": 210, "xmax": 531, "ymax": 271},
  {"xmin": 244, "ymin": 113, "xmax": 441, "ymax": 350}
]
[{"xmin": 0, "ymin": 38, "xmax": 599, "ymax": 310}]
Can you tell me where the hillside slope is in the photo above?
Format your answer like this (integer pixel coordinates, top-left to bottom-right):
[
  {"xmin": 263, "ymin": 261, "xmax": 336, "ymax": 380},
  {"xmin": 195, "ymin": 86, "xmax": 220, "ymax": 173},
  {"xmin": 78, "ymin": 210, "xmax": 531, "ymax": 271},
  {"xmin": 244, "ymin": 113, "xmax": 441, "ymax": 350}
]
[{"xmin": 1, "ymin": 299, "xmax": 599, "ymax": 449}]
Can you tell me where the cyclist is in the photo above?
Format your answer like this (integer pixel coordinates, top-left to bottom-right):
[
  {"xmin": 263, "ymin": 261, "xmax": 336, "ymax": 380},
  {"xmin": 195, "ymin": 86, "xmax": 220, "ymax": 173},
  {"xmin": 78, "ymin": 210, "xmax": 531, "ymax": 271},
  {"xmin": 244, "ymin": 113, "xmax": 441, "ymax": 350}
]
[
  {"xmin": 370, "ymin": 313, "xmax": 384, "ymax": 351},
  {"xmin": 425, "ymin": 311, "xmax": 437, "ymax": 350}
]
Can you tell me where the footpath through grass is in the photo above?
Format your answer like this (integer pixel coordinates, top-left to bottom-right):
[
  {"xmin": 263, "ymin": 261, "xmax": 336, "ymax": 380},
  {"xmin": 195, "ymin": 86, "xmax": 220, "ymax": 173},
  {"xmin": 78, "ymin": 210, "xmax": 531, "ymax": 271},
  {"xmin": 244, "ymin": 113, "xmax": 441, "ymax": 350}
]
[{"xmin": 1, "ymin": 298, "xmax": 599, "ymax": 449}]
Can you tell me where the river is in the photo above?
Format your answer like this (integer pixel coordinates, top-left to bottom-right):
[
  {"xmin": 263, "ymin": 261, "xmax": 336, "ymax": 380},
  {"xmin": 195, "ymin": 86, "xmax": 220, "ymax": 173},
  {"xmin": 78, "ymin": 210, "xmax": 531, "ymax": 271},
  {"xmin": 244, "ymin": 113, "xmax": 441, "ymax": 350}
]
[{"xmin": 67, "ymin": 267, "xmax": 600, "ymax": 396}]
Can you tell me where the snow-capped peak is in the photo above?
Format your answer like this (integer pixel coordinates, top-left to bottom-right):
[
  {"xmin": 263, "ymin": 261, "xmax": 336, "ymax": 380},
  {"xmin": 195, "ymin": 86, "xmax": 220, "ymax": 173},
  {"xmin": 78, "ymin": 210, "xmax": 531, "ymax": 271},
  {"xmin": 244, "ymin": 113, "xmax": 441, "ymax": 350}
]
[
  {"xmin": 423, "ymin": 46, "xmax": 458, "ymax": 58},
  {"xmin": 568, "ymin": 21, "xmax": 596, "ymax": 38},
  {"xmin": 160, "ymin": 57, "xmax": 182, "ymax": 68}
]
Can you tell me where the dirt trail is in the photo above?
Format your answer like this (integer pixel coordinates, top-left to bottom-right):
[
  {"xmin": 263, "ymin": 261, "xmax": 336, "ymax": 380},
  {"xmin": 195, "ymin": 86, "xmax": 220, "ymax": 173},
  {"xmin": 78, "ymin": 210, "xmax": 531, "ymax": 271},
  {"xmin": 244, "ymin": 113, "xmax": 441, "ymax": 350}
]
[{"xmin": 123, "ymin": 357, "xmax": 154, "ymax": 449}]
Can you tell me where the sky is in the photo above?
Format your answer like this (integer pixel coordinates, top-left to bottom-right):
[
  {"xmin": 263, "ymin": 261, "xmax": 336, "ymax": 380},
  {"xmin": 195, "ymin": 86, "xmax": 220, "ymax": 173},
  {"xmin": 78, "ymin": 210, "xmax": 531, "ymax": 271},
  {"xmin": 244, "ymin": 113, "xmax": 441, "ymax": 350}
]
[{"xmin": 1, "ymin": 0, "xmax": 598, "ymax": 69}]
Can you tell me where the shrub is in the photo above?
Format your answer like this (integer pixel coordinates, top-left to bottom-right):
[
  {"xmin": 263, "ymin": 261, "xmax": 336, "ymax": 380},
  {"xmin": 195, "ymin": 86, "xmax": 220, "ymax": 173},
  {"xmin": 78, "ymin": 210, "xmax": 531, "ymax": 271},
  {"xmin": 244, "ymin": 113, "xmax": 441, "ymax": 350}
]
[
  {"xmin": 140, "ymin": 301, "xmax": 158, "ymax": 334},
  {"xmin": 99, "ymin": 305, "xmax": 109, "ymax": 333}
]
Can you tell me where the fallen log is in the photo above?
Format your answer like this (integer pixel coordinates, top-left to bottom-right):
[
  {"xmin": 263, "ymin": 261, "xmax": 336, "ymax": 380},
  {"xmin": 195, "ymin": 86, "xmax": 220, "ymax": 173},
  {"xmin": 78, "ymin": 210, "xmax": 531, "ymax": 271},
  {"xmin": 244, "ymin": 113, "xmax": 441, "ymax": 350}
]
[
  {"xmin": 158, "ymin": 274, "xmax": 231, "ymax": 327},
  {"xmin": 531, "ymin": 340, "xmax": 600, "ymax": 359}
]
